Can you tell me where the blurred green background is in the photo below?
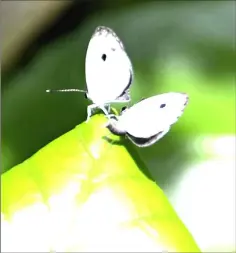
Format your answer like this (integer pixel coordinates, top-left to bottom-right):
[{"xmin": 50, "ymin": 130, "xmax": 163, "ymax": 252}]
[{"xmin": 2, "ymin": 1, "xmax": 235, "ymax": 252}]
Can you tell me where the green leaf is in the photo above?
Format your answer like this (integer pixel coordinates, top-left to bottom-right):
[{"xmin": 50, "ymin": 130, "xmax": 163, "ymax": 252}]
[{"xmin": 1, "ymin": 114, "xmax": 200, "ymax": 252}]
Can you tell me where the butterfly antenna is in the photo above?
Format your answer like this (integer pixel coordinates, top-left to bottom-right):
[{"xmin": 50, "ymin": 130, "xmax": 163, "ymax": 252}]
[{"xmin": 46, "ymin": 89, "xmax": 86, "ymax": 93}]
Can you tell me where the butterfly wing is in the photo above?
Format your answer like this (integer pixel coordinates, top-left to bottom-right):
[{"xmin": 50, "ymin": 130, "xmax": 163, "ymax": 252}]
[
  {"xmin": 126, "ymin": 127, "xmax": 170, "ymax": 147},
  {"xmin": 118, "ymin": 92, "xmax": 188, "ymax": 139},
  {"xmin": 85, "ymin": 26, "xmax": 133, "ymax": 105}
]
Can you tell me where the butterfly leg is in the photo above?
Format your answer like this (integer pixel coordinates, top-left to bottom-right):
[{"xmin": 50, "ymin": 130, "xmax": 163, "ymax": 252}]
[
  {"xmin": 105, "ymin": 104, "xmax": 111, "ymax": 114},
  {"xmin": 86, "ymin": 104, "xmax": 111, "ymax": 122},
  {"xmin": 100, "ymin": 105, "xmax": 111, "ymax": 118},
  {"xmin": 86, "ymin": 104, "xmax": 97, "ymax": 122}
]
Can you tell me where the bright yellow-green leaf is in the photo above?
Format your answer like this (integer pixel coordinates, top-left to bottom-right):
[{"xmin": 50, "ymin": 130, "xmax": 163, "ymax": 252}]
[{"xmin": 1, "ymin": 114, "xmax": 200, "ymax": 252}]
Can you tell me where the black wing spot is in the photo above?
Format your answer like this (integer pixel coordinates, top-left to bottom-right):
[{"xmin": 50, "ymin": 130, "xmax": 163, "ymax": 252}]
[
  {"xmin": 121, "ymin": 106, "xmax": 127, "ymax": 112},
  {"xmin": 102, "ymin": 54, "xmax": 107, "ymax": 61},
  {"xmin": 160, "ymin": 103, "xmax": 166, "ymax": 108}
]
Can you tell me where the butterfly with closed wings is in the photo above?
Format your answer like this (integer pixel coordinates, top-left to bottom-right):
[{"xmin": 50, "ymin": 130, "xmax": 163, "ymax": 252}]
[{"xmin": 47, "ymin": 26, "xmax": 133, "ymax": 122}]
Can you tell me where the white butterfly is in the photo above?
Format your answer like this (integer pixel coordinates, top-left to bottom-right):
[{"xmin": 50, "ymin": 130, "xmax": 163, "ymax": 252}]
[
  {"xmin": 47, "ymin": 26, "xmax": 133, "ymax": 122},
  {"xmin": 106, "ymin": 92, "xmax": 189, "ymax": 147}
]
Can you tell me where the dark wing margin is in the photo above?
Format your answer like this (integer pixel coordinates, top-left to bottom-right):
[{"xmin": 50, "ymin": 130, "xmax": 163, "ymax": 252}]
[
  {"xmin": 127, "ymin": 131, "xmax": 167, "ymax": 147},
  {"xmin": 116, "ymin": 69, "xmax": 133, "ymax": 101}
]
